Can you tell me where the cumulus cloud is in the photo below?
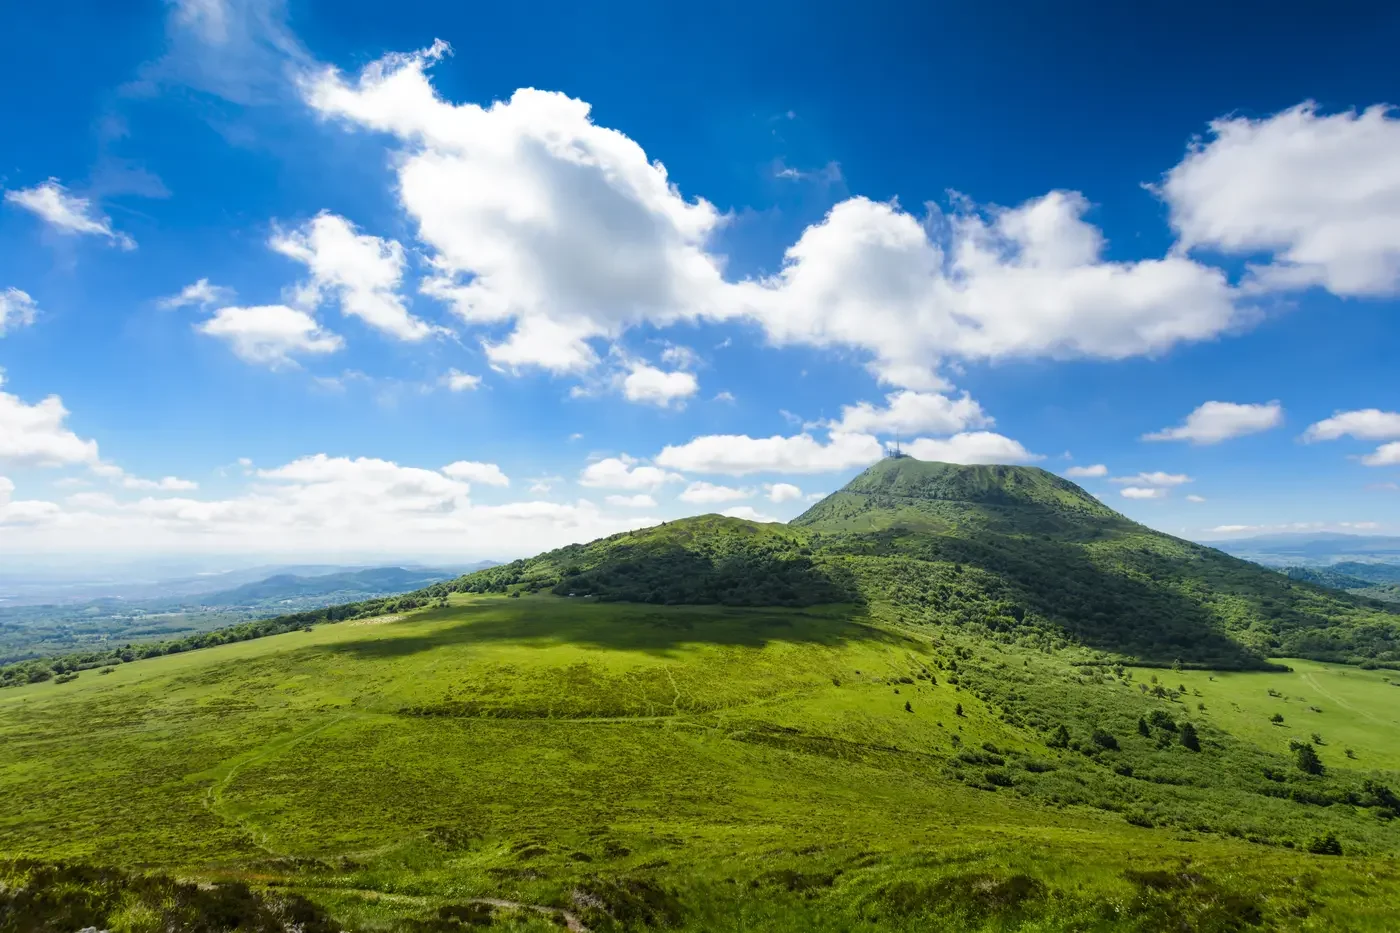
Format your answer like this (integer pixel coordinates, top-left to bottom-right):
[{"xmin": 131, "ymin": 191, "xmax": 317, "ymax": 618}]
[
  {"xmin": 766, "ymin": 482, "xmax": 803, "ymax": 503},
  {"xmin": 1, "ymin": 451, "xmax": 653, "ymax": 554},
  {"xmin": 1361, "ymin": 442, "xmax": 1400, "ymax": 467},
  {"xmin": 621, "ymin": 362, "xmax": 699, "ymax": 407},
  {"xmin": 1120, "ymin": 487, "xmax": 1166, "ymax": 500},
  {"xmin": 1160, "ymin": 102, "xmax": 1400, "ymax": 297},
  {"xmin": 1143, "ymin": 401, "xmax": 1283, "ymax": 444},
  {"xmin": 159, "ymin": 278, "xmax": 234, "ymax": 310},
  {"xmin": 1110, "ymin": 471, "xmax": 1192, "ymax": 486},
  {"xmin": 442, "ymin": 368, "xmax": 482, "ymax": 391},
  {"xmin": 441, "ymin": 460, "xmax": 510, "ymax": 486},
  {"xmin": 1186, "ymin": 494, "xmax": 1207, "ymax": 503},
  {"xmin": 656, "ymin": 431, "xmax": 883, "ymax": 476},
  {"xmin": 720, "ymin": 505, "xmax": 780, "ymax": 523},
  {"xmin": 579, "ymin": 455, "xmax": 683, "ymax": 490},
  {"xmin": 196, "ymin": 304, "xmax": 344, "ymax": 366},
  {"xmin": 4, "ymin": 179, "xmax": 136, "ymax": 249},
  {"xmin": 904, "ymin": 432, "xmax": 1041, "ymax": 465},
  {"xmin": 678, "ymin": 481, "xmax": 751, "ymax": 504},
  {"xmin": 1302, "ymin": 408, "xmax": 1400, "ymax": 442},
  {"xmin": 605, "ymin": 493, "xmax": 656, "ymax": 507},
  {"xmin": 0, "ymin": 375, "xmax": 101, "ymax": 468},
  {"xmin": 307, "ymin": 45, "xmax": 1245, "ymax": 388},
  {"xmin": 737, "ymin": 192, "xmax": 1241, "ymax": 389},
  {"xmin": 1064, "ymin": 463, "xmax": 1108, "ymax": 478},
  {"xmin": 0, "ymin": 288, "xmax": 38, "ymax": 336},
  {"xmin": 271, "ymin": 212, "xmax": 435, "ymax": 341},
  {"xmin": 307, "ymin": 42, "xmax": 728, "ymax": 374},
  {"xmin": 830, "ymin": 390, "xmax": 990, "ymax": 435}
]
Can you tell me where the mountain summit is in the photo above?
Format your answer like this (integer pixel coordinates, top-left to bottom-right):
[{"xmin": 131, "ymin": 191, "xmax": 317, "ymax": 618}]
[
  {"xmin": 794, "ymin": 458, "xmax": 1119, "ymax": 535},
  {"xmin": 442, "ymin": 457, "xmax": 1399, "ymax": 669}
]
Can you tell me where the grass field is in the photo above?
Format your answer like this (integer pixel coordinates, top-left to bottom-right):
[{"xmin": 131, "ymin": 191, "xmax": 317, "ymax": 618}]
[
  {"xmin": 4, "ymin": 595, "xmax": 1400, "ymax": 930},
  {"xmin": 1131, "ymin": 659, "xmax": 1400, "ymax": 771}
]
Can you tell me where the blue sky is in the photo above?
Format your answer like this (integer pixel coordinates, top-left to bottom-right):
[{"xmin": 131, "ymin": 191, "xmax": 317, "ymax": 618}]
[{"xmin": 1, "ymin": 0, "xmax": 1398, "ymax": 561}]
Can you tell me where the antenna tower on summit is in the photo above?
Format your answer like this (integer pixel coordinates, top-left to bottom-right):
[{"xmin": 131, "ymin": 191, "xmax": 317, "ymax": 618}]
[{"xmin": 885, "ymin": 436, "xmax": 907, "ymax": 459}]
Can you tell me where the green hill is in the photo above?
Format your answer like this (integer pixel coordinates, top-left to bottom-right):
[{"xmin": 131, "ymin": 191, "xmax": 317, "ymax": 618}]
[
  {"xmin": 436, "ymin": 458, "xmax": 1400, "ymax": 669},
  {"xmin": 1285, "ymin": 564, "xmax": 1400, "ymax": 604},
  {"xmin": 4, "ymin": 457, "xmax": 1400, "ymax": 931}
]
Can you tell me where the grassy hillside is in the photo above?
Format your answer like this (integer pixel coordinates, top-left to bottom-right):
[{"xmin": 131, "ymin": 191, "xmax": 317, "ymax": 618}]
[
  {"xmin": 6, "ymin": 458, "xmax": 1400, "ymax": 930},
  {"xmin": 1285, "ymin": 564, "xmax": 1400, "ymax": 604},
  {"xmin": 431, "ymin": 458, "xmax": 1400, "ymax": 669},
  {"xmin": 3, "ymin": 594, "xmax": 1399, "ymax": 931}
]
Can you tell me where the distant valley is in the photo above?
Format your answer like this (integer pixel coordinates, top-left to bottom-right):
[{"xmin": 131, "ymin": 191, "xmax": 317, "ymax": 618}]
[{"xmin": 0, "ymin": 562, "xmax": 495, "ymax": 662}]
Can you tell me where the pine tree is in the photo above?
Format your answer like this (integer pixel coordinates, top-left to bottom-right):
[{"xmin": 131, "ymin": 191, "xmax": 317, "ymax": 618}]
[
  {"xmin": 1180, "ymin": 722, "xmax": 1200, "ymax": 751},
  {"xmin": 1137, "ymin": 717, "xmax": 1151, "ymax": 737}
]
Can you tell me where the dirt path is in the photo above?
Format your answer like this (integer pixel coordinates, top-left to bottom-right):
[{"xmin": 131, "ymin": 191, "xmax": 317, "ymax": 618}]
[
  {"xmin": 469, "ymin": 897, "xmax": 590, "ymax": 932},
  {"xmin": 1301, "ymin": 673, "xmax": 1391, "ymax": 727}
]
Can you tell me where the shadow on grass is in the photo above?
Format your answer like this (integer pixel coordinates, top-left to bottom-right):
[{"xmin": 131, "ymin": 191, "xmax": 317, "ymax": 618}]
[{"xmin": 319, "ymin": 599, "xmax": 912, "ymax": 660}]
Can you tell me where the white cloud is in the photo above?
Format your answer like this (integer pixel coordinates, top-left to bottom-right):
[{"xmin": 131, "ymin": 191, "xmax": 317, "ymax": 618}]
[
  {"xmin": 441, "ymin": 460, "xmax": 509, "ymax": 486},
  {"xmin": 196, "ymin": 304, "xmax": 344, "ymax": 366},
  {"xmin": 1120, "ymin": 487, "xmax": 1166, "ymax": 500},
  {"xmin": 713, "ymin": 391, "xmax": 736, "ymax": 403},
  {"xmin": 159, "ymin": 278, "xmax": 233, "ymax": 309},
  {"xmin": 679, "ymin": 481, "xmax": 752, "ymax": 504},
  {"xmin": 1302, "ymin": 408, "xmax": 1400, "ymax": 442},
  {"xmin": 442, "ymin": 368, "xmax": 482, "ymax": 391},
  {"xmin": 579, "ymin": 455, "xmax": 683, "ymax": 490},
  {"xmin": 143, "ymin": 0, "xmax": 311, "ymax": 105},
  {"xmin": 660, "ymin": 344, "xmax": 701, "ymax": 369},
  {"xmin": 766, "ymin": 482, "xmax": 803, "ymax": 503},
  {"xmin": 1186, "ymin": 494, "xmax": 1207, "ymax": 503},
  {"xmin": 1361, "ymin": 442, "xmax": 1400, "ymax": 467},
  {"xmin": 120, "ymin": 474, "xmax": 199, "ymax": 491},
  {"xmin": 656, "ymin": 431, "xmax": 883, "ymax": 476},
  {"xmin": 1160, "ymin": 102, "xmax": 1400, "ymax": 297},
  {"xmin": 307, "ymin": 43, "xmax": 728, "ymax": 374},
  {"xmin": 720, "ymin": 505, "xmax": 780, "ymax": 523},
  {"xmin": 904, "ymin": 432, "xmax": 1041, "ymax": 465},
  {"xmin": 1206, "ymin": 520, "xmax": 1382, "ymax": 537},
  {"xmin": 1143, "ymin": 401, "xmax": 1283, "ymax": 445},
  {"xmin": 1110, "ymin": 471, "xmax": 1192, "ymax": 486},
  {"xmin": 830, "ymin": 390, "xmax": 990, "ymax": 435},
  {"xmin": 0, "ymin": 288, "xmax": 38, "ymax": 336},
  {"xmin": 271, "ymin": 212, "xmax": 435, "ymax": 341},
  {"xmin": 1064, "ymin": 463, "xmax": 1108, "ymax": 478},
  {"xmin": 0, "ymin": 452, "xmax": 654, "ymax": 554},
  {"xmin": 605, "ymin": 493, "xmax": 656, "ymax": 507},
  {"xmin": 0, "ymin": 375, "xmax": 101, "ymax": 468},
  {"xmin": 4, "ymin": 179, "xmax": 136, "ymax": 249},
  {"xmin": 307, "ymin": 47, "xmax": 1243, "ymax": 387},
  {"xmin": 737, "ymin": 192, "xmax": 1240, "ymax": 389},
  {"xmin": 621, "ymin": 363, "xmax": 699, "ymax": 407}
]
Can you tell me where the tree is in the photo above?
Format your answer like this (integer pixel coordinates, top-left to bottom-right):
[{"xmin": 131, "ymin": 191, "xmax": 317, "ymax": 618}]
[
  {"xmin": 1290, "ymin": 740, "xmax": 1324, "ymax": 775},
  {"xmin": 1048, "ymin": 724, "xmax": 1070, "ymax": 748},
  {"xmin": 1137, "ymin": 717, "xmax": 1151, "ymax": 737},
  {"xmin": 904, "ymin": 701, "xmax": 913, "ymax": 713},
  {"xmin": 955, "ymin": 703, "xmax": 964, "ymax": 717},
  {"xmin": 1307, "ymin": 832, "xmax": 1343, "ymax": 856},
  {"xmin": 1270, "ymin": 713, "xmax": 1285, "ymax": 724},
  {"xmin": 1091, "ymin": 728, "xmax": 1119, "ymax": 751},
  {"xmin": 1179, "ymin": 722, "xmax": 1200, "ymax": 751}
]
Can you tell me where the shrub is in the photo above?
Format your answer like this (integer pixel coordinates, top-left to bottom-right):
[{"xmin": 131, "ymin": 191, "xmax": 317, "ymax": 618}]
[
  {"xmin": 1047, "ymin": 724, "xmax": 1070, "ymax": 748},
  {"xmin": 1306, "ymin": 832, "xmax": 1343, "ymax": 856},
  {"xmin": 1180, "ymin": 722, "xmax": 1200, "ymax": 751},
  {"xmin": 1270, "ymin": 713, "xmax": 1284, "ymax": 724},
  {"xmin": 1289, "ymin": 740, "xmax": 1324, "ymax": 775},
  {"xmin": 1090, "ymin": 729, "xmax": 1119, "ymax": 751}
]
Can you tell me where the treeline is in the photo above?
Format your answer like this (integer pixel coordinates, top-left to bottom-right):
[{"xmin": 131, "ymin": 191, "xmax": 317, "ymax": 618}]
[{"xmin": 0, "ymin": 592, "xmax": 438, "ymax": 689}]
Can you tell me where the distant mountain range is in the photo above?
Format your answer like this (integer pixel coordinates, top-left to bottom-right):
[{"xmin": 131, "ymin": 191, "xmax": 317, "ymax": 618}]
[
  {"xmin": 0, "ymin": 561, "xmax": 497, "ymax": 662},
  {"xmin": 1211, "ymin": 532, "xmax": 1400, "ymax": 567}
]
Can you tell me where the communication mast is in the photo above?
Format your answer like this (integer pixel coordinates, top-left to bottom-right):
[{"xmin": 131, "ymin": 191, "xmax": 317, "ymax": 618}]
[{"xmin": 885, "ymin": 435, "xmax": 907, "ymax": 459}]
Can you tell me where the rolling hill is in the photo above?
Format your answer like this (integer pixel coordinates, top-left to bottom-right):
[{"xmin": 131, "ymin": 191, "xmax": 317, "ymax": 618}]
[
  {"xmin": 3, "ymin": 458, "xmax": 1400, "ymax": 931},
  {"xmin": 438, "ymin": 458, "xmax": 1400, "ymax": 669}
]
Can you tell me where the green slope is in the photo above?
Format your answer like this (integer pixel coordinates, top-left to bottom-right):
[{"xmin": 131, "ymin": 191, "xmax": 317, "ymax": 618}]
[
  {"xmin": 432, "ymin": 457, "xmax": 1400, "ymax": 669},
  {"xmin": 3, "ymin": 595, "xmax": 1399, "ymax": 931}
]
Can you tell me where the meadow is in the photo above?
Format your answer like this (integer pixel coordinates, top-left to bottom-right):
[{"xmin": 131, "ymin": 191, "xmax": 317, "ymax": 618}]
[{"xmin": 3, "ymin": 594, "xmax": 1399, "ymax": 931}]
